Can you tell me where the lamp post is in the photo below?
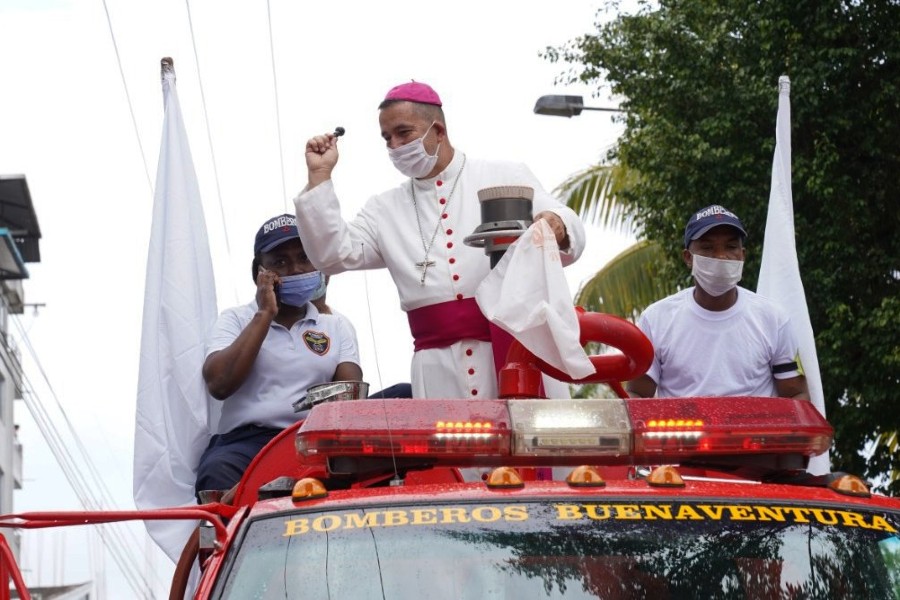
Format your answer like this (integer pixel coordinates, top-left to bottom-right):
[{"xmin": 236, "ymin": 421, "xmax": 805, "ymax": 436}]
[{"xmin": 533, "ymin": 95, "xmax": 622, "ymax": 118}]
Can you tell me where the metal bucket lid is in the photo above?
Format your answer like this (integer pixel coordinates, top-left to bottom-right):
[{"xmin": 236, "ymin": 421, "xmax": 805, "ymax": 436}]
[{"xmin": 293, "ymin": 380, "xmax": 369, "ymax": 413}]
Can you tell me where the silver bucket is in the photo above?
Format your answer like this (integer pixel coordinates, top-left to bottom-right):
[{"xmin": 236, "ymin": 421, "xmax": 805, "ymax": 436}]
[{"xmin": 293, "ymin": 380, "xmax": 369, "ymax": 413}]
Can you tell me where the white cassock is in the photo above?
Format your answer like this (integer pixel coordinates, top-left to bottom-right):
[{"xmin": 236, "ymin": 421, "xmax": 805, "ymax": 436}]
[{"xmin": 294, "ymin": 151, "xmax": 586, "ymax": 399}]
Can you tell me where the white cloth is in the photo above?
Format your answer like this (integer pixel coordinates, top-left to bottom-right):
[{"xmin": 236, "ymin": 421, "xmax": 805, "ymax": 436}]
[
  {"xmin": 637, "ymin": 287, "xmax": 801, "ymax": 398},
  {"xmin": 476, "ymin": 220, "xmax": 594, "ymax": 380},
  {"xmin": 133, "ymin": 62, "xmax": 220, "ymax": 563},
  {"xmin": 295, "ymin": 152, "xmax": 585, "ymax": 398},
  {"xmin": 207, "ymin": 303, "xmax": 360, "ymax": 432},
  {"xmin": 757, "ymin": 76, "xmax": 829, "ymax": 475}
]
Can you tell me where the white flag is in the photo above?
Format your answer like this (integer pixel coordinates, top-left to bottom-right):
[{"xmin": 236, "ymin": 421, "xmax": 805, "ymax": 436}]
[
  {"xmin": 133, "ymin": 58, "xmax": 220, "ymax": 561},
  {"xmin": 757, "ymin": 76, "xmax": 830, "ymax": 475}
]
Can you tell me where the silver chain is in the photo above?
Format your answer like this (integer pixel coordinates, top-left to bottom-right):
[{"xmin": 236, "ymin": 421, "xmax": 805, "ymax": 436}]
[{"xmin": 411, "ymin": 153, "xmax": 466, "ymax": 283}]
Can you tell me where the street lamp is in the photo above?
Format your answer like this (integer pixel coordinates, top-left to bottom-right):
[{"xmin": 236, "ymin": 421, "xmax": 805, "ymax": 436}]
[{"xmin": 533, "ymin": 95, "xmax": 622, "ymax": 117}]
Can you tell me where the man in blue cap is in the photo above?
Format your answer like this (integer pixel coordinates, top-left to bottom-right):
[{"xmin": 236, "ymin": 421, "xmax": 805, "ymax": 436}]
[
  {"xmin": 195, "ymin": 214, "xmax": 362, "ymax": 495},
  {"xmin": 626, "ymin": 205, "xmax": 809, "ymax": 400}
]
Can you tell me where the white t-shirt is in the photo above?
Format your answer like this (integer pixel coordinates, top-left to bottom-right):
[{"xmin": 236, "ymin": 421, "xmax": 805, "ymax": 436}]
[
  {"xmin": 206, "ymin": 302, "xmax": 360, "ymax": 432},
  {"xmin": 638, "ymin": 287, "xmax": 800, "ymax": 398}
]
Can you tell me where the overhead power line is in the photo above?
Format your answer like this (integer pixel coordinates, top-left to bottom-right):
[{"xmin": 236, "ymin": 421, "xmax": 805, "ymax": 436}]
[
  {"xmin": 100, "ymin": 0, "xmax": 153, "ymax": 196},
  {"xmin": 184, "ymin": 0, "xmax": 239, "ymax": 306},
  {"xmin": 9, "ymin": 309, "xmax": 166, "ymax": 598},
  {"xmin": 266, "ymin": 0, "xmax": 289, "ymax": 212}
]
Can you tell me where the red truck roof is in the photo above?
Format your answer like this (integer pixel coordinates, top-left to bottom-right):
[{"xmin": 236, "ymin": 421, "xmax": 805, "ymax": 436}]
[{"xmin": 3, "ymin": 320, "xmax": 898, "ymax": 599}]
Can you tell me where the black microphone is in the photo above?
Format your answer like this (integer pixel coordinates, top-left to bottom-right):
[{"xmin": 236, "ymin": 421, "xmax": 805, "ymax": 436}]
[{"xmin": 333, "ymin": 126, "xmax": 346, "ymax": 137}]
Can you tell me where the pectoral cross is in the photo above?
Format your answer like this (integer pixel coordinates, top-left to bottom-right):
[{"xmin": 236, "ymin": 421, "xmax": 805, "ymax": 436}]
[{"xmin": 415, "ymin": 259, "xmax": 435, "ymax": 285}]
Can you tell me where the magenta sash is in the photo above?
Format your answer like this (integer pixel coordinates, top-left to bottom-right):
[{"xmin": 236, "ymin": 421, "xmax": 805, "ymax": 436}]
[
  {"xmin": 407, "ymin": 298, "xmax": 491, "ymax": 351},
  {"xmin": 406, "ymin": 299, "xmax": 543, "ymax": 398}
]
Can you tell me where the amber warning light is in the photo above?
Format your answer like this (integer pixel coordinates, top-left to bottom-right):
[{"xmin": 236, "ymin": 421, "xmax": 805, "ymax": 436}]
[{"xmin": 295, "ymin": 397, "xmax": 833, "ymax": 468}]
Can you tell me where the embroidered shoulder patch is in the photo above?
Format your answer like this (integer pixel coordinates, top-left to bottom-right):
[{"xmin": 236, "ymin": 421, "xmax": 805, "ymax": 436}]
[{"xmin": 303, "ymin": 330, "xmax": 331, "ymax": 355}]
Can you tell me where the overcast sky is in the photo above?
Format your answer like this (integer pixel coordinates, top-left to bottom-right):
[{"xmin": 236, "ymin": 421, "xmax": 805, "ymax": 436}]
[{"xmin": 0, "ymin": 0, "xmax": 634, "ymax": 596}]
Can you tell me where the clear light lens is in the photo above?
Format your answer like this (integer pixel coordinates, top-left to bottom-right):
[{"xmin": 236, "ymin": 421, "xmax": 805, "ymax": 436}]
[{"xmin": 509, "ymin": 399, "xmax": 632, "ymax": 457}]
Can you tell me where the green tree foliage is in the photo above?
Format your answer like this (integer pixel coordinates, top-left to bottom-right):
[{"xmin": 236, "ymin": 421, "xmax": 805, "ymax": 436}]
[
  {"xmin": 546, "ymin": 0, "xmax": 900, "ymax": 492},
  {"xmin": 573, "ymin": 239, "xmax": 671, "ymax": 317},
  {"xmin": 551, "ymin": 163, "xmax": 685, "ymax": 316}
]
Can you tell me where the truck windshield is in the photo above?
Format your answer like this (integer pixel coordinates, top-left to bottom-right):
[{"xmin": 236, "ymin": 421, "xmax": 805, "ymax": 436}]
[{"xmin": 216, "ymin": 499, "xmax": 900, "ymax": 599}]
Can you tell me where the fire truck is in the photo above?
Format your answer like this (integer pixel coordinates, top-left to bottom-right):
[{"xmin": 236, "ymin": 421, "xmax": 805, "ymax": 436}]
[{"xmin": 3, "ymin": 311, "xmax": 900, "ymax": 599}]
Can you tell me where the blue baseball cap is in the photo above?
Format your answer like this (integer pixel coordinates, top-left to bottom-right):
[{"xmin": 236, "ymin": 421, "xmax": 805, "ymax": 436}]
[
  {"xmin": 255, "ymin": 213, "xmax": 300, "ymax": 254},
  {"xmin": 684, "ymin": 205, "xmax": 747, "ymax": 248}
]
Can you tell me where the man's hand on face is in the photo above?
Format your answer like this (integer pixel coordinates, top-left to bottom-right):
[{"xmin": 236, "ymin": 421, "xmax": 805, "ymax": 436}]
[
  {"xmin": 255, "ymin": 267, "xmax": 280, "ymax": 317},
  {"xmin": 534, "ymin": 211, "xmax": 569, "ymax": 250}
]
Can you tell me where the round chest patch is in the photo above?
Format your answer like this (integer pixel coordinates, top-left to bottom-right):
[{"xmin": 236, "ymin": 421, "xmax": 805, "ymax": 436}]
[{"xmin": 303, "ymin": 330, "xmax": 331, "ymax": 355}]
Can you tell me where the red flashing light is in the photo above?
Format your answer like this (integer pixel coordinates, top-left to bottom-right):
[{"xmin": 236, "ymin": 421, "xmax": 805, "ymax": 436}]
[
  {"xmin": 627, "ymin": 397, "xmax": 833, "ymax": 459},
  {"xmin": 647, "ymin": 419, "xmax": 705, "ymax": 428},
  {"xmin": 435, "ymin": 420, "xmax": 494, "ymax": 437},
  {"xmin": 294, "ymin": 397, "xmax": 833, "ymax": 472},
  {"xmin": 297, "ymin": 399, "xmax": 512, "ymax": 463}
]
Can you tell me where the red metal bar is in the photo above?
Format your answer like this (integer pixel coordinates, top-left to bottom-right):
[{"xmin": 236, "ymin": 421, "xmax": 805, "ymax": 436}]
[
  {"xmin": 0, "ymin": 533, "xmax": 30, "ymax": 600},
  {"xmin": 0, "ymin": 507, "xmax": 232, "ymax": 552},
  {"xmin": 499, "ymin": 309, "xmax": 653, "ymax": 399}
]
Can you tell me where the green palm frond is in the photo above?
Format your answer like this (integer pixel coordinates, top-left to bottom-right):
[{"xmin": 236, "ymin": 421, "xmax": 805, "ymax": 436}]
[
  {"xmin": 555, "ymin": 160, "xmax": 670, "ymax": 320},
  {"xmin": 574, "ymin": 240, "xmax": 676, "ymax": 319},
  {"xmin": 554, "ymin": 163, "xmax": 636, "ymax": 234}
]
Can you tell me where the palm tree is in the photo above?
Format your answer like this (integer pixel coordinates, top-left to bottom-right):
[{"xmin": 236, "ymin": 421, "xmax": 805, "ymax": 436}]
[{"xmin": 555, "ymin": 162, "xmax": 678, "ymax": 319}]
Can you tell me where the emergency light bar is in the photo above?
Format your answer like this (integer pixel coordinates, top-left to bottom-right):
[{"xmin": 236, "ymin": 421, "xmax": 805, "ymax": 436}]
[{"xmin": 295, "ymin": 397, "xmax": 832, "ymax": 468}]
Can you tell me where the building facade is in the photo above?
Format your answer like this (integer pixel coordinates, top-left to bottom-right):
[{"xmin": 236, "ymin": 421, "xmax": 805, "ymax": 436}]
[{"xmin": 0, "ymin": 174, "xmax": 42, "ymax": 564}]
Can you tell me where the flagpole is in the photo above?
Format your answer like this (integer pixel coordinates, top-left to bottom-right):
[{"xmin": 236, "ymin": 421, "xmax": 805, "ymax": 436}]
[
  {"xmin": 757, "ymin": 75, "xmax": 830, "ymax": 475},
  {"xmin": 133, "ymin": 57, "xmax": 220, "ymax": 561}
]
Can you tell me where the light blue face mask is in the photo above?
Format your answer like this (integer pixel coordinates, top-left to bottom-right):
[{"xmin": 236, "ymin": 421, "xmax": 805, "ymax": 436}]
[
  {"xmin": 277, "ymin": 271, "xmax": 323, "ymax": 307},
  {"xmin": 311, "ymin": 273, "xmax": 327, "ymax": 301}
]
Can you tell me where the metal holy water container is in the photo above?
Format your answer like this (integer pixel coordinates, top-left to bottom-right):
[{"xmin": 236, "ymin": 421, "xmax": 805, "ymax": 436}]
[
  {"xmin": 478, "ymin": 185, "xmax": 534, "ymax": 224},
  {"xmin": 197, "ymin": 489, "xmax": 225, "ymax": 504},
  {"xmin": 293, "ymin": 380, "xmax": 370, "ymax": 413},
  {"xmin": 468, "ymin": 186, "xmax": 534, "ymax": 268}
]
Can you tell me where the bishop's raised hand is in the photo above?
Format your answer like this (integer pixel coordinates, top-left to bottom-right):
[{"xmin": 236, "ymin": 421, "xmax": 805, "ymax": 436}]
[{"xmin": 305, "ymin": 131, "xmax": 340, "ymax": 188}]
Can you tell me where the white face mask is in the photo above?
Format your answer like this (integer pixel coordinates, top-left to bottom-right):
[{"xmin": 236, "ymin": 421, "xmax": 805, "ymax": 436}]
[
  {"xmin": 388, "ymin": 121, "xmax": 440, "ymax": 178},
  {"xmin": 691, "ymin": 254, "xmax": 743, "ymax": 296}
]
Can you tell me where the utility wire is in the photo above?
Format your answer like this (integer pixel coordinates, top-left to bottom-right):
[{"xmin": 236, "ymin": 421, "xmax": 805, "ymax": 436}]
[
  {"xmin": 24, "ymin": 4, "xmax": 238, "ymax": 597},
  {"xmin": 12, "ymin": 319, "xmax": 134, "ymax": 523},
  {"xmin": 184, "ymin": 0, "xmax": 239, "ymax": 306},
  {"xmin": 262, "ymin": 6, "xmax": 387, "ymax": 401},
  {"xmin": 265, "ymin": 0, "xmax": 289, "ymax": 212},
  {"xmin": 14, "ymin": 375, "xmax": 154, "ymax": 598},
  {"xmin": 10, "ymin": 330, "xmax": 162, "ymax": 593},
  {"xmin": 9, "ymin": 312, "xmax": 163, "ymax": 598},
  {"xmin": 99, "ymin": 0, "xmax": 153, "ymax": 197}
]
